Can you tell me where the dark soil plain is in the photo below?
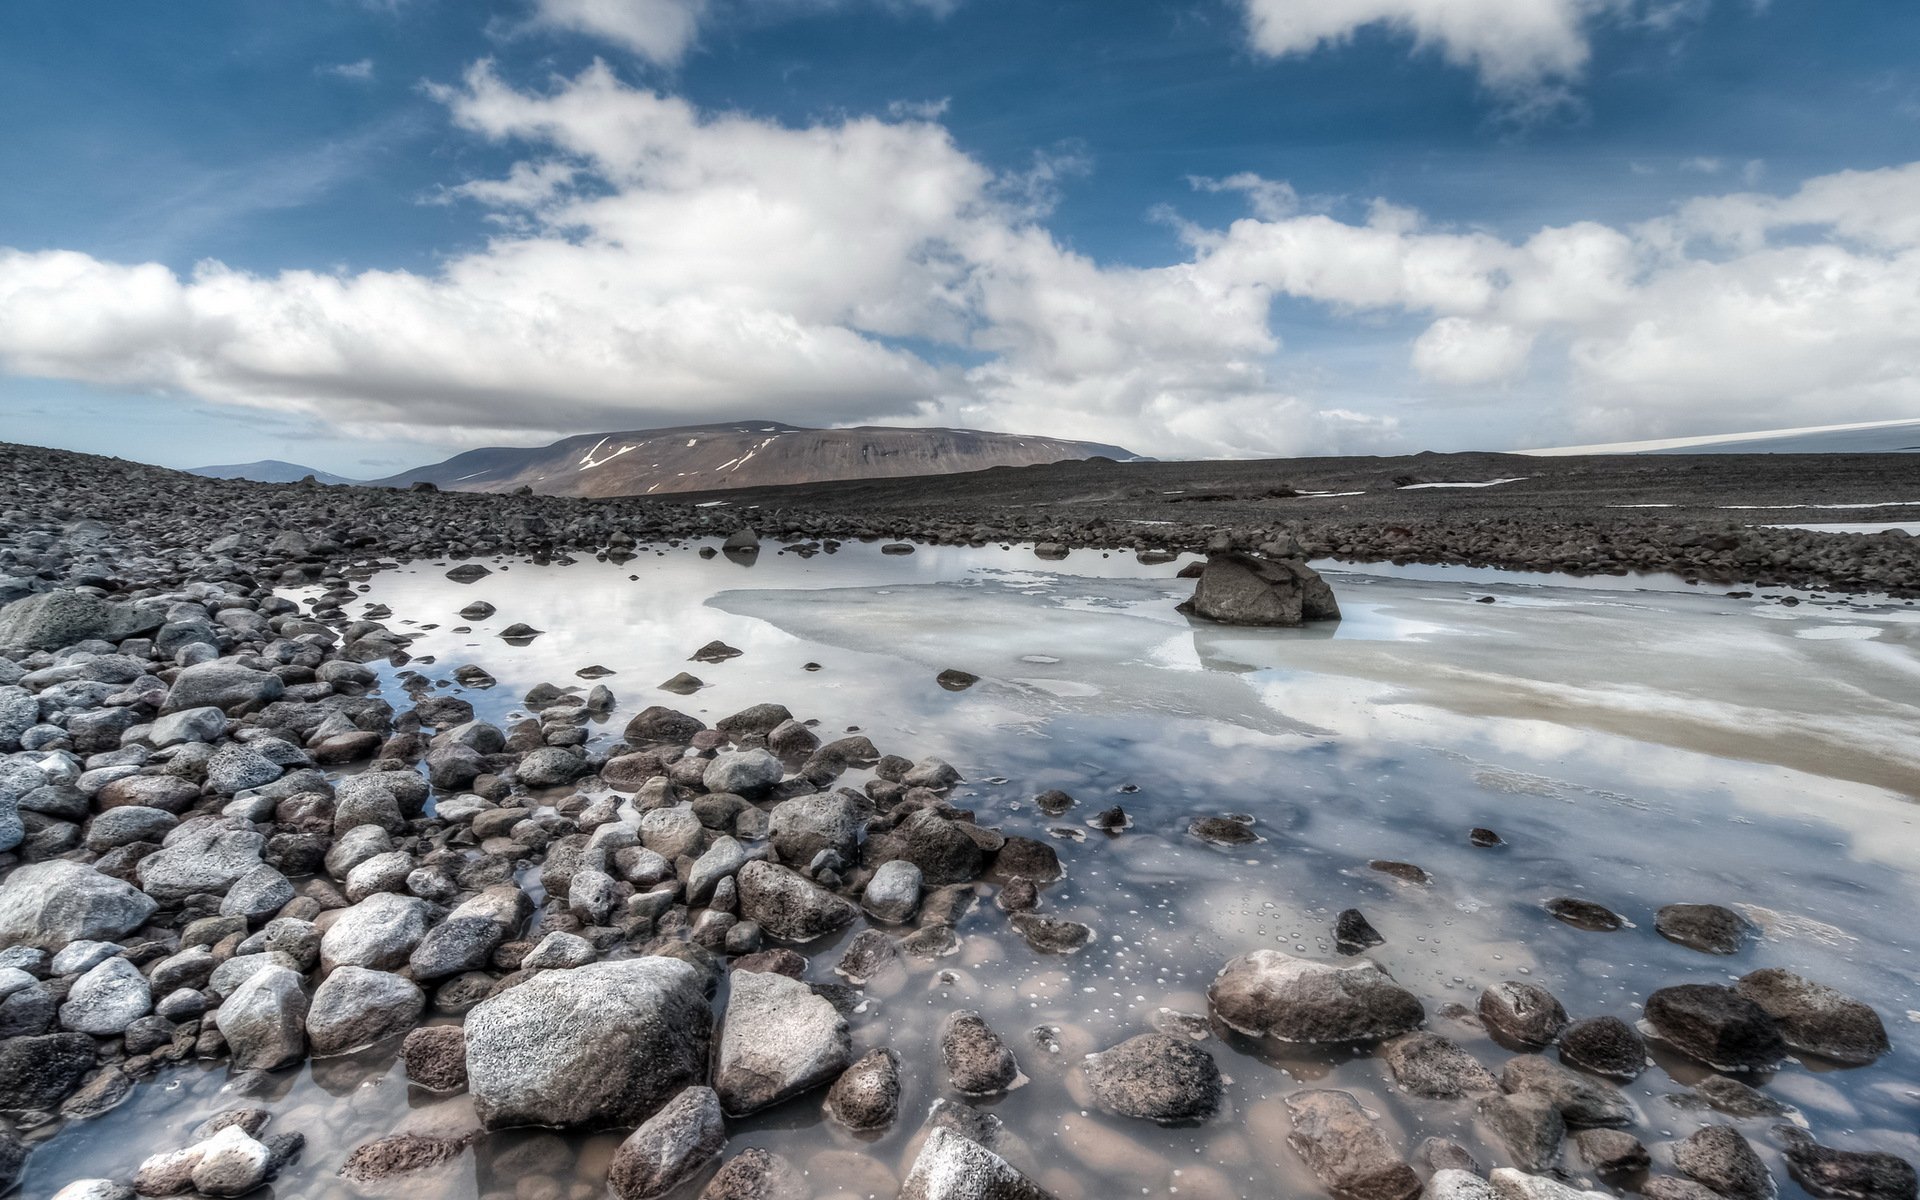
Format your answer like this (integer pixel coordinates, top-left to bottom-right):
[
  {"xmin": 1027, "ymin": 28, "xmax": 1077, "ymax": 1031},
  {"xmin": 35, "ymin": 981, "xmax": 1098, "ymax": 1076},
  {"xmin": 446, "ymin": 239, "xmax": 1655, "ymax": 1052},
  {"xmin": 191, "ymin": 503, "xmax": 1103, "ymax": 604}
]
[{"xmin": 4, "ymin": 442, "xmax": 1918, "ymax": 595}]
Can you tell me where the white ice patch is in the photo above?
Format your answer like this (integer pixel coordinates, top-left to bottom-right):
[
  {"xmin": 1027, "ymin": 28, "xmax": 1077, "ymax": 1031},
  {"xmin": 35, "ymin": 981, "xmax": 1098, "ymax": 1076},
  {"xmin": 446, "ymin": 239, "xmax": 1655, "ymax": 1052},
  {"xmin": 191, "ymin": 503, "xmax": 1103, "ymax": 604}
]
[
  {"xmin": 1763, "ymin": 522, "xmax": 1920, "ymax": 535},
  {"xmin": 1400, "ymin": 477, "xmax": 1529, "ymax": 489}
]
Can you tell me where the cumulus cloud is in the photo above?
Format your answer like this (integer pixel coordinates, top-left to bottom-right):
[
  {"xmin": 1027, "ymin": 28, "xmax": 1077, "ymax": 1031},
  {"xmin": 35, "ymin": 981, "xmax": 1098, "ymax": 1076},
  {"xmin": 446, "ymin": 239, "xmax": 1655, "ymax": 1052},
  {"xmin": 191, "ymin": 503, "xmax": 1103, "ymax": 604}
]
[
  {"xmin": 526, "ymin": 0, "xmax": 963, "ymax": 67},
  {"xmin": 0, "ymin": 62, "xmax": 1916, "ymax": 457}
]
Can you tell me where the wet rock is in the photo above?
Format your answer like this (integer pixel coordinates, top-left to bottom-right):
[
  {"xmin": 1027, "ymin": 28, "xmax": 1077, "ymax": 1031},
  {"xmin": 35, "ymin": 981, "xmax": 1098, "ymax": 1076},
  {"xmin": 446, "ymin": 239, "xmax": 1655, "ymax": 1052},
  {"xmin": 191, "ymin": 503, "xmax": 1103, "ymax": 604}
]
[
  {"xmin": 715, "ymin": 970, "xmax": 851, "ymax": 1116},
  {"xmin": 903, "ymin": 757, "xmax": 961, "ymax": 790},
  {"xmin": 735, "ymin": 860, "xmax": 858, "ymax": 942},
  {"xmin": 340, "ymin": 1131, "xmax": 475, "ymax": 1182},
  {"xmin": 160, "ymin": 661, "xmax": 284, "ymax": 716},
  {"xmin": 1188, "ymin": 815, "xmax": 1258, "ymax": 845},
  {"xmin": 700, "ymin": 1148, "xmax": 808, "ymax": 1200},
  {"xmin": 1692, "ymin": 1075, "xmax": 1788, "ymax": 1118},
  {"xmin": 0, "ymin": 1032, "xmax": 95, "ymax": 1110},
  {"xmin": 901, "ymin": 1127, "xmax": 1051, "ymax": 1200},
  {"xmin": 1381, "ymin": 1032, "xmax": 1497, "ymax": 1098},
  {"xmin": 1429, "ymin": 1169, "xmax": 1499, "ymax": 1200},
  {"xmin": 835, "ymin": 929, "xmax": 898, "ymax": 985},
  {"xmin": 992, "ymin": 835, "xmax": 1061, "ymax": 882},
  {"xmin": 768, "ymin": 791, "xmax": 864, "ymax": 865},
  {"xmin": 1776, "ymin": 1127, "xmax": 1917, "ymax": 1200},
  {"xmin": 1673, "ymin": 1125, "xmax": 1774, "ymax": 1200},
  {"xmin": 861, "ymin": 859, "xmax": 922, "ymax": 923},
  {"xmin": 1336, "ymin": 908, "xmax": 1385, "ymax": 954},
  {"xmin": 937, "ymin": 669, "xmax": 979, "ymax": 691},
  {"xmin": 1544, "ymin": 898, "xmax": 1625, "ymax": 932},
  {"xmin": 1558, "ymin": 1015, "xmax": 1647, "ymax": 1080},
  {"xmin": 942, "ymin": 1010, "xmax": 1020, "ymax": 1096},
  {"xmin": 868, "ymin": 809, "xmax": 984, "ymax": 884},
  {"xmin": 1500, "ymin": 1055, "xmax": 1633, "ymax": 1128},
  {"xmin": 1487, "ymin": 1169, "xmax": 1610, "ymax": 1200},
  {"xmin": 825, "ymin": 1047, "xmax": 901, "ymax": 1131},
  {"xmin": 1734, "ymin": 968, "xmax": 1889, "ymax": 1066},
  {"xmin": 1083, "ymin": 1033, "xmax": 1222, "ymax": 1124},
  {"xmin": 1644, "ymin": 985, "xmax": 1787, "ymax": 1071},
  {"xmin": 1469, "ymin": 827, "xmax": 1505, "ymax": 847},
  {"xmin": 465, "ymin": 957, "xmax": 711, "ymax": 1130},
  {"xmin": 1177, "ymin": 552, "xmax": 1341, "ymax": 626},
  {"xmin": 705, "ymin": 749, "xmax": 783, "ymax": 795},
  {"xmin": 1285, "ymin": 1089, "xmax": 1420, "ymax": 1200},
  {"xmin": 1576, "ymin": 1129, "xmax": 1651, "ymax": 1178},
  {"xmin": 1479, "ymin": 981, "xmax": 1569, "ymax": 1050},
  {"xmin": 0, "ymin": 860, "xmax": 157, "ymax": 950},
  {"xmin": 608, "ymin": 1085, "xmax": 728, "ymax": 1200},
  {"xmin": 402, "ymin": 1024, "xmax": 467, "ymax": 1092},
  {"xmin": 1422, "ymin": 1140, "xmax": 1484, "ymax": 1175},
  {"xmin": 1208, "ymin": 950, "xmax": 1424, "ymax": 1043},
  {"xmin": 308, "ymin": 967, "xmax": 424, "ymax": 1055},
  {"xmin": 625, "ymin": 706, "xmax": 707, "ymax": 745},
  {"xmin": 1645, "ymin": 1180, "xmax": 1734, "ymax": 1200},
  {"xmin": 1655, "ymin": 904, "xmax": 1755, "ymax": 955},
  {"xmin": 216, "ymin": 965, "xmax": 308, "ymax": 1070},
  {"xmin": 1479, "ymin": 1093, "xmax": 1566, "ymax": 1173},
  {"xmin": 1033, "ymin": 790, "xmax": 1075, "ymax": 816},
  {"xmin": 1009, "ymin": 913, "xmax": 1092, "ymax": 954},
  {"xmin": 189, "ymin": 1124, "xmax": 276, "ymax": 1197}
]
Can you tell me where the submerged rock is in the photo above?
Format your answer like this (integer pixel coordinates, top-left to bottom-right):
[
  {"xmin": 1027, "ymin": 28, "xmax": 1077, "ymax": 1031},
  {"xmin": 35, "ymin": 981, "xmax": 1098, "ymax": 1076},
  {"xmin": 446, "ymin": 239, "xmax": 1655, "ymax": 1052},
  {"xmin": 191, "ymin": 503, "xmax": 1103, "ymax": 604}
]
[
  {"xmin": 1284, "ymin": 1089, "xmax": 1420, "ymax": 1200},
  {"xmin": 1480, "ymin": 981, "xmax": 1569, "ymax": 1050},
  {"xmin": 608, "ymin": 1086, "xmax": 728, "ymax": 1200},
  {"xmin": 1082, "ymin": 1033, "xmax": 1222, "ymax": 1124},
  {"xmin": 700, "ymin": 1148, "xmax": 809, "ymax": 1200},
  {"xmin": 1208, "ymin": 951, "xmax": 1424, "ymax": 1043},
  {"xmin": 825, "ymin": 1048, "xmax": 901, "ymax": 1132},
  {"xmin": 901, "ymin": 1127, "xmax": 1051, "ymax": 1200},
  {"xmin": 1557, "ymin": 1016, "xmax": 1648, "ymax": 1081},
  {"xmin": 1644, "ymin": 985, "xmax": 1787, "ymax": 1072},
  {"xmin": 1734, "ymin": 968, "xmax": 1889, "ymax": 1066},
  {"xmin": 1776, "ymin": 1127, "xmax": 1917, "ymax": 1200},
  {"xmin": 1500, "ymin": 1055, "xmax": 1634, "ymax": 1128},
  {"xmin": 1335, "ymin": 908, "xmax": 1385, "ymax": 954},
  {"xmin": 1480, "ymin": 1093, "xmax": 1566, "ymax": 1173},
  {"xmin": 942, "ymin": 1011, "xmax": 1020, "ymax": 1096},
  {"xmin": 1382, "ymin": 1032, "xmax": 1497, "ymax": 1098},
  {"xmin": 1655, "ymin": 904, "xmax": 1755, "ymax": 955},
  {"xmin": 1673, "ymin": 1125, "xmax": 1774, "ymax": 1200}
]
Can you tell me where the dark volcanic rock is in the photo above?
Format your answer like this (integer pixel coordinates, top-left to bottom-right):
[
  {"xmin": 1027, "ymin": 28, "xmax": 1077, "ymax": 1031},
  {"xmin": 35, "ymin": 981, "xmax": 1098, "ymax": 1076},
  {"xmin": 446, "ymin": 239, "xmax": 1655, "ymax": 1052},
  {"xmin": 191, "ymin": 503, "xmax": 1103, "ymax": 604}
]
[
  {"xmin": 1544, "ymin": 897, "xmax": 1625, "ymax": 931},
  {"xmin": 1734, "ymin": 968, "xmax": 1889, "ymax": 1066},
  {"xmin": 1177, "ymin": 552, "xmax": 1341, "ymax": 627},
  {"xmin": 1673, "ymin": 1125, "xmax": 1774, "ymax": 1200},
  {"xmin": 1558, "ymin": 1016, "xmax": 1648, "ymax": 1081},
  {"xmin": 1644, "ymin": 985, "xmax": 1787, "ymax": 1072},
  {"xmin": 1082, "ymin": 1033, "xmax": 1223, "ymax": 1124},
  {"xmin": 1777, "ymin": 1127, "xmax": 1917, "ymax": 1200},
  {"xmin": 1382, "ymin": 1032, "xmax": 1497, "ymax": 1099},
  {"xmin": 1209, "ymin": 951, "xmax": 1424, "ymax": 1044},
  {"xmin": 1335, "ymin": 908, "xmax": 1385, "ymax": 954},
  {"xmin": 340, "ymin": 1132, "xmax": 476, "ymax": 1182},
  {"xmin": 1655, "ymin": 904, "xmax": 1755, "ymax": 955},
  {"xmin": 941, "ymin": 1011, "xmax": 1020, "ymax": 1096},
  {"xmin": 1479, "ymin": 981, "xmax": 1569, "ymax": 1050},
  {"xmin": 825, "ymin": 1048, "xmax": 901, "ymax": 1131},
  {"xmin": 1187, "ymin": 815, "xmax": 1258, "ymax": 845}
]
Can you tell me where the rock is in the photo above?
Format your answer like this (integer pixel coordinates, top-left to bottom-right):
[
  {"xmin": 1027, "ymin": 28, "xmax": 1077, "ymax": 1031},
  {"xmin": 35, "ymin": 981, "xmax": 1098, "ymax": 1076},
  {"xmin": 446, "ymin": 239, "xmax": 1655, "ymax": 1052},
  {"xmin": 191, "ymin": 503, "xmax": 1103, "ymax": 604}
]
[
  {"xmin": 522, "ymin": 930, "xmax": 597, "ymax": 970},
  {"xmin": 1479, "ymin": 1093, "xmax": 1566, "ymax": 1172},
  {"xmin": 465, "ymin": 958, "xmax": 711, "ymax": 1130},
  {"xmin": 1284, "ymin": 1089, "xmax": 1420, "ymax": 1200},
  {"xmin": 625, "ymin": 706, "xmax": 707, "ymax": 745},
  {"xmin": 1487, "ymin": 1169, "xmax": 1611, "ymax": 1200},
  {"xmin": 137, "ymin": 825, "xmax": 265, "ymax": 903},
  {"xmin": 608, "ymin": 1086, "xmax": 728, "ymax": 1200},
  {"xmin": 936, "ymin": 669, "xmax": 979, "ymax": 691},
  {"xmin": 1734, "ymin": 968, "xmax": 1889, "ymax": 1066},
  {"xmin": 1576, "ymin": 1129, "xmax": 1651, "ymax": 1177},
  {"xmin": 1656, "ymin": 904, "xmax": 1755, "ymax": 955},
  {"xmin": 221, "ymin": 864, "xmax": 294, "ymax": 923},
  {"xmin": 216, "ymin": 965, "xmax": 309, "ymax": 1070},
  {"xmin": 1336, "ymin": 908, "xmax": 1385, "ymax": 954},
  {"xmin": 53, "ymin": 1184, "xmax": 137, "ymax": 1200},
  {"xmin": 767, "ymin": 792, "xmax": 864, "ymax": 865},
  {"xmin": 861, "ymin": 859, "xmax": 922, "ymax": 923},
  {"xmin": 992, "ymin": 835, "xmax": 1060, "ymax": 882},
  {"xmin": 401, "ymin": 1024, "xmax": 468, "ymax": 1092},
  {"xmin": 0, "ymin": 860, "xmax": 158, "ymax": 949},
  {"xmin": 735, "ymin": 860, "xmax": 858, "ymax": 942},
  {"xmin": 1188, "ymin": 815, "xmax": 1259, "ymax": 845},
  {"xmin": 901, "ymin": 1127, "xmax": 1051, "ymax": 1200},
  {"xmin": 1544, "ymin": 897, "xmax": 1625, "ymax": 932},
  {"xmin": 1500, "ymin": 1055, "xmax": 1634, "ymax": 1128},
  {"xmin": 1674, "ymin": 1126, "xmax": 1774, "ymax": 1200},
  {"xmin": 59, "ymin": 955, "xmax": 151, "ymax": 1035},
  {"xmin": 1646, "ymin": 1181, "xmax": 1737, "ymax": 1200},
  {"xmin": 189, "ymin": 1125, "xmax": 274, "ymax": 1197},
  {"xmin": 147, "ymin": 705, "xmax": 228, "ymax": 748},
  {"xmin": 0, "ymin": 1032, "xmax": 95, "ymax": 1109},
  {"xmin": 825, "ymin": 1047, "xmax": 901, "ymax": 1131},
  {"xmin": 715, "ymin": 703, "xmax": 792, "ymax": 739},
  {"xmin": 868, "ymin": 809, "xmax": 983, "ymax": 883},
  {"xmin": 1693, "ymin": 1075, "xmax": 1789, "ymax": 1118},
  {"xmin": 446, "ymin": 563, "xmax": 490, "ymax": 583},
  {"xmin": 835, "ymin": 929, "xmax": 898, "ymax": 985},
  {"xmin": 0, "ymin": 590, "xmax": 162, "ymax": 652},
  {"xmin": 903, "ymin": 757, "xmax": 961, "ymax": 790},
  {"xmin": 160, "ymin": 661, "xmax": 285, "ymax": 715},
  {"xmin": 410, "ymin": 885, "xmax": 530, "ymax": 980},
  {"xmin": 1382, "ymin": 1032, "xmax": 1497, "ymax": 1098},
  {"xmin": 1558, "ymin": 1015, "xmax": 1647, "ymax": 1080},
  {"xmin": 1644, "ymin": 985, "xmax": 1787, "ymax": 1071},
  {"xmin": 700, "ymin": 1148, "xmax": 808, "ymax": 1200},
  {"xmin": 715, "ymin": 970, "xmax": 851, "ymax": 1116},
  {"xmin": 1082, "ymin": 1033, "xmax": 1222, "ymax": 1123},
  {"xmin": 340, "ymin": 1132, "xmax": 474, "ymax": 1182},
  {"xmin": 1208, "ymin": 950, "xmax": 1424, "ymax": 1043},
  {"xmin": 1429, "ymin": 1169, "xmax": 1499, "ymax": 1200},
  {"xmin": 1177, "ymin": 551, "xmax": 1340, "ymax": 626},
  {"xmin": 1777, "ymin": 1128, "xmax": 1917, "ymax": 1200},
  {"xmin": 1479, "ymin": 981, "xmax": 1569, "ymax": 1049},
  {"xmin": 307, "ymin": 967, "xmax": 424, "ymax": 1055},
  {"xmin": 1006, "ymin": 913, "xmax": 1092, "ymax": 954},
  {"xmin": 320, "ymin": 892, "xmax": 434, "ymax": 971},
  {"xmin": 941, "ymin": 1011, "xmax": 1020, "ymax": 1095},
  {"xmin": 688, "ymin": 836, "xmax": 748, "ymax": 906}
]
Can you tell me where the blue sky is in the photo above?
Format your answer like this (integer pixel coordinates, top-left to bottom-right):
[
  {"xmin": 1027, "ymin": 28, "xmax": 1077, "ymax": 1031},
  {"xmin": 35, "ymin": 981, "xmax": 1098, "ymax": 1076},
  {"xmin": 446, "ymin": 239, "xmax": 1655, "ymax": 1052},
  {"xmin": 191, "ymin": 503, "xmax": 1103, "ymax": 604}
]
[{"xmin": 2, "ymin": 0, "xmax": 1917, "ymax": 475}]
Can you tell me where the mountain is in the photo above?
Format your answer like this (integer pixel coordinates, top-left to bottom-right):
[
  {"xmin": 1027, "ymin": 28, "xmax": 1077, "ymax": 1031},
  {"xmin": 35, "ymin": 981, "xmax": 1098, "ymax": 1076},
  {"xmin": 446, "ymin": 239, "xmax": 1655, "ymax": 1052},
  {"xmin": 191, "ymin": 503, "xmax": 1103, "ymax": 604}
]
[
  {"xmin": 1523, "ymin": 417, "xmax": 1920, "ymax": 457},
  {"xmin": 371, "ymin": 421, "xmax": 1145, "ymax": 498},
  {"xmin": 187, "ymin": 460, "xmax": 362, "ymax": 485}
]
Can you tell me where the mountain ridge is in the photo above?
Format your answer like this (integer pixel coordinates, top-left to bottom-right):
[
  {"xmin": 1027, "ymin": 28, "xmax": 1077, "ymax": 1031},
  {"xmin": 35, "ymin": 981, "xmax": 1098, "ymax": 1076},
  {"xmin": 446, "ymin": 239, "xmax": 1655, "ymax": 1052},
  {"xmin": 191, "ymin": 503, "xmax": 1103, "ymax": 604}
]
[{"xmin": 186, "ymin": 460, "xmax": 362, "ymax": 486}]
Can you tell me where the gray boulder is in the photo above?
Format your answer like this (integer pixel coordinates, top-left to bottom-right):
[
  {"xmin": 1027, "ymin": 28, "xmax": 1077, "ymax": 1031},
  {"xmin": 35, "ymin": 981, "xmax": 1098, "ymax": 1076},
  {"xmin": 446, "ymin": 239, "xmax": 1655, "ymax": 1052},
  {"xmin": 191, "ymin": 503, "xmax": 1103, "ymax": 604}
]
[
  {"xmin": 58, "ymin": 956, "xmax": 151, "ymax": 1035},
  {"xmin": 1177, "ymin": 552, "xmax": 1340, "ymax": 627},
  {"xmin": 861, "ymin": 859, "xmax": 922, "ymax": 924},
  {"xmin": 704, "ymin": 750, "xmax": 783, "ymax": 795},
  {"xmin": 1735, "ymin": 968, "xmax": 1889, "ymax": 1066},
  {"xmin": 1083, "ymin": 1033, "xmax": 1223, "ymax": 1123},
  {"xmin": 320, "ymin": 893, "xmax": 433, "ymax": 972},
  {"xmin": 160, "ymin": 661, "xmax": 285, "ymax": 715},
  {"xmin": 715, "ymin": 970, "xmax": 851, "ymax": 1116},
  {"xmin": 735, "ymin": 861, "xmax": 857, "ymax": 942},
  {"xmin": 608, "ymin": 1086, "xmax": 727, "ymax": 1200},
  {"xmin": 307, "ymin": 966, "xmax": 425, "ymax": 1055},
  {"xmin": 1383, "ymin": 1032, "xmax": 1498, "ymax": 1098},
  {"xmin": 137, "ymin": 826, "xmax": 266, "ymax": 903},
  {"xmin": 0, "ymin": 590, "xmax": 164, "ymax": 652},
  {"xmin": 465, "ymin": 958, "xmax": 711, "ymax": 1130},
  {"xmin": 0, "ymin": 860, "xmax": 157, "ymax": 950},
  {"xmin": 901, "ymin": 1128, "xmax": 1051, "ymax": 1200},
  {"xmin": 410, "ymin": 886, "xmax": 531, "ymax": 980},
  {"xmin": 767, "ymin": 792, "xmax": 864, "ymax": 865},
  {"xmin": 216, "ymin": 964, "xmax": 309, "ymax": 1070},
  {"xmin": 1284, "ymin": 1090, "xmax": 1420, "ymax": 1200}
]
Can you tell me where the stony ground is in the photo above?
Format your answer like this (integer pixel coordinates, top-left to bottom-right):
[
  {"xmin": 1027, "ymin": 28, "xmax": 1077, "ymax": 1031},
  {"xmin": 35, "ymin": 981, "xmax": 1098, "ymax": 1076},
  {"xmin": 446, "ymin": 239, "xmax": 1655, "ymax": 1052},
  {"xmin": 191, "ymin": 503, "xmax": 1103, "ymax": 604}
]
[
  {"xmin": 0, "ymin": 439, "xmax": 1914, "ymax": 1199},
  {"xmin": 3, "ymin": 440, "xmax": 1919, "ymax": 595}
]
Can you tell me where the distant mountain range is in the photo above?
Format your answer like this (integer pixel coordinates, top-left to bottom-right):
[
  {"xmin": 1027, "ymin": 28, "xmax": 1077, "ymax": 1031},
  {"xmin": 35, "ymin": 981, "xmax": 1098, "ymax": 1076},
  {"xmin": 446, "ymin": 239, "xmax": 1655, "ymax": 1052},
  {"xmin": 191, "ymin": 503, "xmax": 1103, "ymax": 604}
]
[
  {"xmin": 186, "ymin": 460, "xmax": 362, "ymax": 485},
  {"xmin": 368, "ymin": 421, "xmax": 1144, "ymax": 498}
]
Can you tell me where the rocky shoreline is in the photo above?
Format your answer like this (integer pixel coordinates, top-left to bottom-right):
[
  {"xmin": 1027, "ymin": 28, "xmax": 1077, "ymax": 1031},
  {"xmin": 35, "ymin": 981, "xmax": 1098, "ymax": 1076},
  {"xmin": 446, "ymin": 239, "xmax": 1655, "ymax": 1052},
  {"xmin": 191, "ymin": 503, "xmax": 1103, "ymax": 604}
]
[{"xmin": 3, "ymin": 441, "xmax": 1918, "ymax": 597}]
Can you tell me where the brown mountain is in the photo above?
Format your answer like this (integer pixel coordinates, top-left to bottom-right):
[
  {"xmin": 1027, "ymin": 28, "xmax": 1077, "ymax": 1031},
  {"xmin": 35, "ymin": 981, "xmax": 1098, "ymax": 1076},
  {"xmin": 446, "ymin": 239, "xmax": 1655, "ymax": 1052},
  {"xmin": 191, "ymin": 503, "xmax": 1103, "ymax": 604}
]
[{"xmin": 373, "ymin": 421, "xmax": 1143, "ymax": 498}]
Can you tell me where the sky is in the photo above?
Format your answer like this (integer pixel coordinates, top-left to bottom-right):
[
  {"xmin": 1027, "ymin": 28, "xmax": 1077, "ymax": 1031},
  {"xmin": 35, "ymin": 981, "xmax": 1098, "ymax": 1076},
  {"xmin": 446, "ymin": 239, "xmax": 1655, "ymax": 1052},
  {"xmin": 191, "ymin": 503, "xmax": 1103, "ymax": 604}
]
[{"xmin": 1, "ymin": 0, "xmax": 1917, "ymax": 477}]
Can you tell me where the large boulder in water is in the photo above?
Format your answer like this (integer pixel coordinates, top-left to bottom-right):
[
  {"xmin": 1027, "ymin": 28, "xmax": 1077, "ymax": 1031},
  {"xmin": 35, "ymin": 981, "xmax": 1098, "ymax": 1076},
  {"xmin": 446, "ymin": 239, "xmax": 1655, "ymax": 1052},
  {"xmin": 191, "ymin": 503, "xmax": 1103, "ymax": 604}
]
[
  {"xmin": 901, "ymin": 1127, "xmax": 1051, "ymax": 1200},
  {"xmin": 1734, "ymin": 968, "xmax": 1889, "ymax": 1066},
  {"xmin": 714, "ymin": 970, "xmax": 851, "ymax": 1116},
  {"xmin": 465, "ymin": 958, "xmax": 712, "ymax": 1130},
  {"xmin": 1208, "ymin": 950, "xmax": 1423, "ymax": 1043},
  {"xmin": 0, "ymin": 860, "xmax": 157, "ymax": 950},
  {"xmin": 1177, "ymin": 552, "xmax": 1340, "ymax": 627},
  {"xmin": 1083, "ymin": 1033, "xmax": 1223, "ymax": 1124}
]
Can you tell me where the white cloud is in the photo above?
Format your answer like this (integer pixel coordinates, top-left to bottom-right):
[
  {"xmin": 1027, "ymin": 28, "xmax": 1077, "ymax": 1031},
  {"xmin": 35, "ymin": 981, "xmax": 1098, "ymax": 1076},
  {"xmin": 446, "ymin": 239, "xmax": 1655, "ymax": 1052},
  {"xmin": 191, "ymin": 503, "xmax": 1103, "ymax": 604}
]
[
  {"xmin": 318, "ymin": 59, "xmax": 376, "ymax": 82},
  {"xmin": 1, "ymin": 62, "xmax": 1917, "ymax": 457},
  {"xmin": 526, "ymin": 0, "xmax": 963, "ymax": 67}
]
